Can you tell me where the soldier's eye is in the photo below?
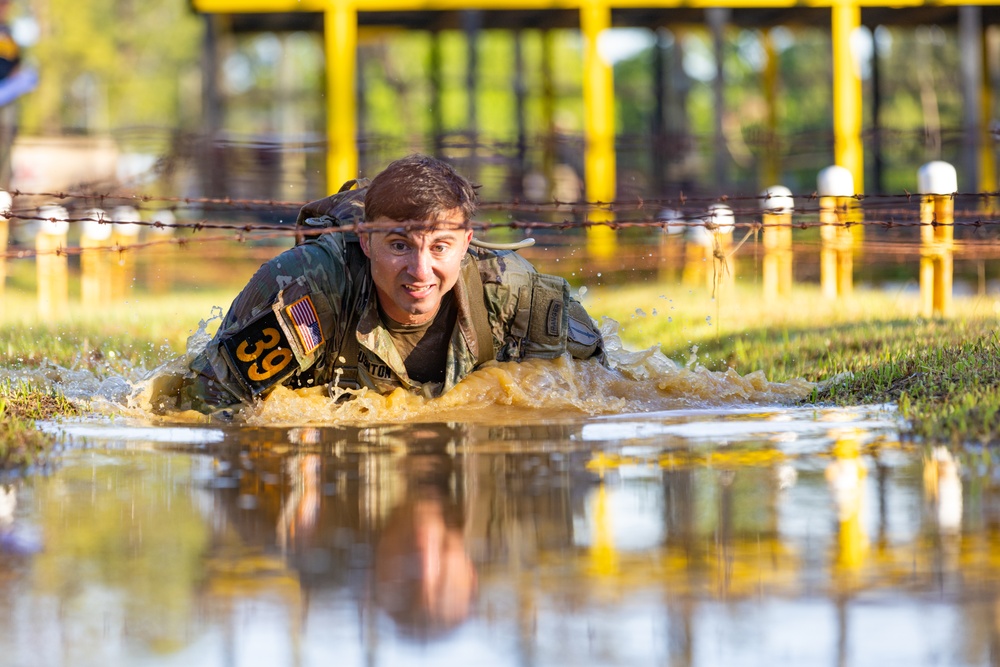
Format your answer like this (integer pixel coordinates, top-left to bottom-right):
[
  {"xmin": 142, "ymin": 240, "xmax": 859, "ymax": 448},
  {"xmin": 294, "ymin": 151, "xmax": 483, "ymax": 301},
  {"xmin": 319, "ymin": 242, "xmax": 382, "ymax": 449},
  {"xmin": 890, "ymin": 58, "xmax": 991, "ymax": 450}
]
[{"xmin": 389, "ymin": 241, "xmax": 408, "ymax": 252}]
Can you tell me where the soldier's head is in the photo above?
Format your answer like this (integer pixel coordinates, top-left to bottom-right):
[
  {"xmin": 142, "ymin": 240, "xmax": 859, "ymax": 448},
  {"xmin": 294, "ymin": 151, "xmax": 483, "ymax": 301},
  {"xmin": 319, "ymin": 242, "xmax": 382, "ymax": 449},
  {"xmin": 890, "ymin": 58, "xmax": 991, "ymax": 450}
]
[
  {"xmin": 364, "ymin": 154, "xmax": 478, "ymax": 225},
  {"xmin": 360, "ymin": 155, "xmax": 478, "ymax": 327}
]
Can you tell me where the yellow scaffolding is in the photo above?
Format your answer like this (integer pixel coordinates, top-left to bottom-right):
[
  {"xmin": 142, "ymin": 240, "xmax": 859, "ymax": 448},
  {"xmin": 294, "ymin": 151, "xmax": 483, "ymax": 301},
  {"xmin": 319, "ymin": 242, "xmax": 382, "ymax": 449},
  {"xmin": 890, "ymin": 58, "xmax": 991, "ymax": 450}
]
[{"xmin": 191, "ymin": 0, "xmax": 1000, "ymax": 219}]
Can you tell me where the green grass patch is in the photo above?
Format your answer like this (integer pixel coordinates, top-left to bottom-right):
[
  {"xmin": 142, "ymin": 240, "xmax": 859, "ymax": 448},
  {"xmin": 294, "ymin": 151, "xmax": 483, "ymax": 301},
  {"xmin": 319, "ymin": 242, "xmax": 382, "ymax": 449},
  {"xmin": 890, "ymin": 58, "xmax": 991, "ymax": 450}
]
[
  {"xmin": 0, "ymin": 380, "xmax": 80, "ymax": 471},
  {"xmin": 589, "ymin": 281, "xmax": 1000, "ymax": 446}
]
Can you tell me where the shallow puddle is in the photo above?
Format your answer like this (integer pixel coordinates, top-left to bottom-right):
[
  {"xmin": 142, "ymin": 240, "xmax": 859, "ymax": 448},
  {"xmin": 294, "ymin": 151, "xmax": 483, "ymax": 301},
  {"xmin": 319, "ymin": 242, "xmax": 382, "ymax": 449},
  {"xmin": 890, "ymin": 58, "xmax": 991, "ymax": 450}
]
[{"xmin": 3, "ymin": 401, "xmax": 997, "ymax": 667}]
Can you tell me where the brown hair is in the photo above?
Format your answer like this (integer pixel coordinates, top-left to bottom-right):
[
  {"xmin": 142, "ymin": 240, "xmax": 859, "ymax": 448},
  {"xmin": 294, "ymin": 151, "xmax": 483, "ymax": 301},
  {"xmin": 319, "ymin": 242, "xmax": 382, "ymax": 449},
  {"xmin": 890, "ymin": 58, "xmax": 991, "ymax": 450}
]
[{"xmin": 364, "ymin": 154, "xmax": 478, "ymax": 224}]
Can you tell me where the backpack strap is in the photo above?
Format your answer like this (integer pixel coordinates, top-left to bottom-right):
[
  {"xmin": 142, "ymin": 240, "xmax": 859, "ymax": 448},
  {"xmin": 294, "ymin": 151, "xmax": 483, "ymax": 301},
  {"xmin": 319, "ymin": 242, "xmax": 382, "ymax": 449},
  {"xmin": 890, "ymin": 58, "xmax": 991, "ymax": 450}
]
[
  {"xmin": 460, "ymin": 257, "xmax": 496, "ymax": 368},
  {"xmin": 330, "ymin": 242, "xmax": 368, "ymax": 392}
]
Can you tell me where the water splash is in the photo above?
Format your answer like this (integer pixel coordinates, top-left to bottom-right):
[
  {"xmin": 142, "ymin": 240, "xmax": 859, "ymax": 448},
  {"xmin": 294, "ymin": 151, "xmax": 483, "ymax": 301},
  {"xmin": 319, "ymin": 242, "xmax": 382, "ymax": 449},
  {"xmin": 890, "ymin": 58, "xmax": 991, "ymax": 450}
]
[
  {"xmin": 237, "ymin": 318, "xmax": 812, "ymax": 426},
  {"xmin": 41, "ymin": 314, "xmax": 813, "ymax": 426}
]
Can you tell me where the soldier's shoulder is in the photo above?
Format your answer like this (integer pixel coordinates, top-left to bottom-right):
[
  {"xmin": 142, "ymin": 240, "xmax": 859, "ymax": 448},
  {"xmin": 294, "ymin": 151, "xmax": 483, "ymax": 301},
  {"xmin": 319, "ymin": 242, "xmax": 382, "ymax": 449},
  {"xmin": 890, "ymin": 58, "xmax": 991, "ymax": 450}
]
[{"xmin": 471, "ymin": 245, "xmax": 537, "ymax": 284}]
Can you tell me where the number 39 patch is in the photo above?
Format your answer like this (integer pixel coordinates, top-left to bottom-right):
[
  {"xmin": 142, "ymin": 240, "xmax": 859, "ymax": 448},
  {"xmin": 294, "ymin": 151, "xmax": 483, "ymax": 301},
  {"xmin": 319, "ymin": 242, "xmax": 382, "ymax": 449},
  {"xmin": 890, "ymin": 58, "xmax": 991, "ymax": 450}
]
[{"xmin": 220, "ymin": 310, "xmax": 297, "ymax": 397}]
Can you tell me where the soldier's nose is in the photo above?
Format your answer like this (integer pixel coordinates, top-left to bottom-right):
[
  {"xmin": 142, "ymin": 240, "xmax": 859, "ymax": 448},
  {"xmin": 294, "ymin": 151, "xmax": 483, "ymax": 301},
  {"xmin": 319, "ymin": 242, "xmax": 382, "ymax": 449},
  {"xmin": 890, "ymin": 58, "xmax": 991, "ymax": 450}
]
[{"xmin": 409, "ymin": 250, "xmax": 434, "ymax": 281}]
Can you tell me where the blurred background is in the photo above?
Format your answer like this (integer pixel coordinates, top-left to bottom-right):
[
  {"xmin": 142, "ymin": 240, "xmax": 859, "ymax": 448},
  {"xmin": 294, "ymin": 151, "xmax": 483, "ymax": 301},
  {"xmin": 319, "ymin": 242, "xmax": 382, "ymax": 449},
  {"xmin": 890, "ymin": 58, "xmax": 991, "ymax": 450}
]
[{"xmin": 5, "ymin": 1, "xmax": 998, "ymax": 204}]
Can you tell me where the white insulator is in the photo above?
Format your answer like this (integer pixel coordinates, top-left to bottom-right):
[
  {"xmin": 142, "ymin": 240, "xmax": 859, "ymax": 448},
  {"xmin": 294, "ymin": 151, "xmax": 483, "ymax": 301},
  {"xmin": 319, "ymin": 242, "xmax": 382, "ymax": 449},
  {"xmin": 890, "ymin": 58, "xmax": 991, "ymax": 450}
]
[
  {"xmin": 759, "ymin": 185, "xmax": 794, "ymax": 215},
  {"xmin": 81, "ymin": 208, "xmax": 112, "ymax": 241},
  {"xmin": 686, "ymin": 222, "xmax": 715, "ymax": 247},
  {"xmin": 817, "ymin": 165, "xmax": 854, "ymax": 198},
  {"xmin": 657, "ymin": 208, "xmax": 685, "ymax": 235},
  {"xmin": 918, "ymin": 161, "xmax": 958, "ymax": 196},
  {"xmin": 705, "ymin": 203, "xmax": 734, "ymax": 236},
  {"xmin": 37, "ymin": 204, "xmax": 69, "ymax": 236},
  {"xmin": 0, "ymin": 189, "xmax": 12, "ymax": 216},
  {"xmin": 147, "ymin": 209, "xmax": 176, "ymax": 236},
  {"xmin": 112, "ymin": 205, "xmax": 142, "ymax": 238}
]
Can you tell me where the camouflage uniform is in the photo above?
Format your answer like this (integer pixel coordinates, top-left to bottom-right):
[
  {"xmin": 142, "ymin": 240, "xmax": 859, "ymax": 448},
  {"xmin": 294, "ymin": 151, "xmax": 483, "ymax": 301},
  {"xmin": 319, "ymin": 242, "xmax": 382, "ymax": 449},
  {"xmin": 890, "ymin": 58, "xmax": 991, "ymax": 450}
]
[{"xmin": 180, "ymin": 230, "xmax": 605, "ymax": 413}]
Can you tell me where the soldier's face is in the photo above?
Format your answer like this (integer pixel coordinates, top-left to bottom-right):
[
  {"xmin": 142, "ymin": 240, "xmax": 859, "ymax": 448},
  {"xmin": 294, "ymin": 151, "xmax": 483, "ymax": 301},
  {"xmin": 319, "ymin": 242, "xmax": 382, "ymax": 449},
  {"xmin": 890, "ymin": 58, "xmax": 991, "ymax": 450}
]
[{"xmin": 360, "ymin": 209, "xmax": 473, "ymax": 326}]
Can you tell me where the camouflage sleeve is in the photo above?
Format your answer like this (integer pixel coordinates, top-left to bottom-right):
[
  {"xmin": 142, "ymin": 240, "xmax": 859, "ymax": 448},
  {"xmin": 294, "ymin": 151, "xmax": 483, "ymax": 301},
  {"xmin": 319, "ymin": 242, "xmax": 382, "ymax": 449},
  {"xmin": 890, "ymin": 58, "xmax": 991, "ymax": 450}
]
[{"xmin": 175, "ymin": 235, "xmax": 351, "ymax": 413}]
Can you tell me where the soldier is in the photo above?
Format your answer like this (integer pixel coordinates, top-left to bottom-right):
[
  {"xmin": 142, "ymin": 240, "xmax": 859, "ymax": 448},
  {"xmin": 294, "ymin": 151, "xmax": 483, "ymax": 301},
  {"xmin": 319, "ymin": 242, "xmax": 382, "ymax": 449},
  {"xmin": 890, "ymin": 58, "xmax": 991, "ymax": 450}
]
[{"xmin": 171, "ymin": 154, "xmax": 605, "ymax": 414}]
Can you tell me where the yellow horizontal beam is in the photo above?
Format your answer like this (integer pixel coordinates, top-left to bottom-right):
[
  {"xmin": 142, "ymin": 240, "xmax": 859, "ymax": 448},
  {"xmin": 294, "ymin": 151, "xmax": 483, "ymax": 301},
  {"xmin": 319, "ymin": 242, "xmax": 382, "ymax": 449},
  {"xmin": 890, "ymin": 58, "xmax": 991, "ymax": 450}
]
[
  {"xmin": 192, "ymin": 0, "xmax": 326, "ymax": 11},
  {"xmin": 192, "ymin": 0, "xmax": 1000, "ymax": 13}
]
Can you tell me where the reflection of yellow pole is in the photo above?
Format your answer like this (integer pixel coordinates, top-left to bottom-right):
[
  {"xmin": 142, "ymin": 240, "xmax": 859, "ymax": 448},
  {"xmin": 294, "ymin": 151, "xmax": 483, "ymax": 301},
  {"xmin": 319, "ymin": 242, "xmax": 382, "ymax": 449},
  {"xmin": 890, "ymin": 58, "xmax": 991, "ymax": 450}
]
[
  {"xmin": 818, "ymin": 166, "xmax": 855, "ymax": 300},
  {"xmin": 81, "ymin": 209, "xmax": 113, "ymax": 310},
  {"xmin": 761, "ymin": 186, "xmax": 794, "ymax": 299},
  {"xmin": 36, "ymin": 206, "xmax": 70, "ymax": 321},
  {"xmin": 923, "ymin": 446, "xmax": 963, "ymax": 534},
  {"xmin": 587, "ymin": 483, "xmax": 619, "ymax": 577},
  {"xmin": 918, "ymin": 161, "xmax": 957, "ymax": 319},
  {"xmin": 826, "ymin": 433, "xmax": 868, "ymax": 576},
  {"xmin": 581, "ymin": 0, "xmax": 616, "ymax": 259}
]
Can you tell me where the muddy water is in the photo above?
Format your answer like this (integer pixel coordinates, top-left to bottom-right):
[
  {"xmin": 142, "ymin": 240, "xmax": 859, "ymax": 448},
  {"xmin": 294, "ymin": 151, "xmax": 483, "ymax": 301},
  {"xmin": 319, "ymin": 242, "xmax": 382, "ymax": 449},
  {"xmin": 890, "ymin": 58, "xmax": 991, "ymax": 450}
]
[{"xmin": 2, "ymin": 399, "xmax": 998, "ymax": 667}]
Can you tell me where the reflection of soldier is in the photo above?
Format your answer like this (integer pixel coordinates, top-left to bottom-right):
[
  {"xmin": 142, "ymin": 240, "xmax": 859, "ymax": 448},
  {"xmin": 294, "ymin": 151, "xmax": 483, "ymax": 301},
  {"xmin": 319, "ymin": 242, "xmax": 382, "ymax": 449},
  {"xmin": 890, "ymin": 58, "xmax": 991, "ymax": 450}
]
[{"xmin": 373, "ymin": 448, "xmax": 476, "ymax": 637}]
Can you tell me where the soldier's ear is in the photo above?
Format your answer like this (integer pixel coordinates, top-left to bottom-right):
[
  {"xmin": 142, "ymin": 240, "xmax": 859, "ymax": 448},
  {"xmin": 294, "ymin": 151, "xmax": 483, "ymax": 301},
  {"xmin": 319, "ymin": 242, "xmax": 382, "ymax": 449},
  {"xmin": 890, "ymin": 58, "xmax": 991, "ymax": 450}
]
[{"xmin": 358, "ymin": 231, "xmax": 372, "ymax": 257}]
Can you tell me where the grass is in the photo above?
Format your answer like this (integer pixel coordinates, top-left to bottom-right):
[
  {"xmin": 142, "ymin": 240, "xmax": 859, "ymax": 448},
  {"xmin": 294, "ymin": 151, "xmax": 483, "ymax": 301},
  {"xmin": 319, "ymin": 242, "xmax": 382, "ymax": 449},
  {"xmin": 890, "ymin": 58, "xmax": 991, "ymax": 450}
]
[
  {"xmin": 0, "ymin": 379, "xmax": 79, "ymax": 471},
  {"xmin": 591, "ymin": 281, "xmax": 1000, "ymax": 446},
  {"xmin": 3, "ymin": 269, "xmax": 1000, "ymax": 469}
]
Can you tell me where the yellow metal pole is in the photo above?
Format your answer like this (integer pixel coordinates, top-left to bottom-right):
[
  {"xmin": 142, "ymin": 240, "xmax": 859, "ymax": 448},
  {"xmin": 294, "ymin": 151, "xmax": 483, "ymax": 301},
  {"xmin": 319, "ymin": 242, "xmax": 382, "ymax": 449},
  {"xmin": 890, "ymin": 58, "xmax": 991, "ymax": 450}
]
[
  {"xmin": 980, "ymin": 29, "xmax": 997, "ymax": 212},
  {"xmin": 80, "ymin": 209, "xmax": 113, "ymax": 310},
  {"xmin": 580, "ymin": 0, "xmax": 616, "ymax": 259},
  {"xmin": 762, "ymin": 30, "xmax": 780, "ymax": 190},
  {"xmin": 831, "ymin": 0, "xmax": 864, "ymax": 195},
  {"xmin": 760, "ymin": 186, "xmax": 793, "ymax": 300},
  {"xmin": 818, "ymin": 166, "xmax": 855, "ymax": 300},
  {"xmin": 325, "ymin": 0, "xmax": 358, "ymax": 191},
  {"xmin": 35, "ymin": 206, "xmax": 69, "ymax": 322},
  {"xmin": 918, "ymin": 161, "xmax": 956, "ymax": 319}
]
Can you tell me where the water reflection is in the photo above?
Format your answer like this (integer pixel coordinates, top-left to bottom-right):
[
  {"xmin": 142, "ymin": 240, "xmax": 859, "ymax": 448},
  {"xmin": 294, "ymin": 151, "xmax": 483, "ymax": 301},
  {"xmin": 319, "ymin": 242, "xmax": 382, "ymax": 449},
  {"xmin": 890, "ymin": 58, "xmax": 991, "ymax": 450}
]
[{"xmin": 6, "ymin": 407, "xmax": 1000, "ymax": 665}]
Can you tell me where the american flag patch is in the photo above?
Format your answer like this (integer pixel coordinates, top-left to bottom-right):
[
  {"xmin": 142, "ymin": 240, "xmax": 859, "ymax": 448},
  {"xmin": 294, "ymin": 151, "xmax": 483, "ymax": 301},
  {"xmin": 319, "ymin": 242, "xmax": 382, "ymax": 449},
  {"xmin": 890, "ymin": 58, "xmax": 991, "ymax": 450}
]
[{"xmin": 285, "ymin": 296, "xmax": 325, "ymax": 355}]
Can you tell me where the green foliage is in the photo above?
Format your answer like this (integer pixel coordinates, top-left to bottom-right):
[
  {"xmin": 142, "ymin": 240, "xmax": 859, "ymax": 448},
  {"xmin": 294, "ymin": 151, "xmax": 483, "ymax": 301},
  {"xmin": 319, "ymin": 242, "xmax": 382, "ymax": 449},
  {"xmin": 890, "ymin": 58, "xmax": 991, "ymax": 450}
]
[{"xmin": 19, "ymin": 0, "xmax": 203, "ymax": 136}]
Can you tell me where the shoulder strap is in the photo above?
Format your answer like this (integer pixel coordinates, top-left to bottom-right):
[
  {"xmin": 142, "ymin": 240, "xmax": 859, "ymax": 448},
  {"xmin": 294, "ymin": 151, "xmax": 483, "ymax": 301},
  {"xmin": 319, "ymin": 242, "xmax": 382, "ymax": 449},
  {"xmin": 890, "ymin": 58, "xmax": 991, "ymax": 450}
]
[
  {"xmin": 460, "ymin": 257, "xmax": 496, "ymax": 368},
  {"xmin": 331, "ymin": 243, "xmax": 367, "ymax": 391}
]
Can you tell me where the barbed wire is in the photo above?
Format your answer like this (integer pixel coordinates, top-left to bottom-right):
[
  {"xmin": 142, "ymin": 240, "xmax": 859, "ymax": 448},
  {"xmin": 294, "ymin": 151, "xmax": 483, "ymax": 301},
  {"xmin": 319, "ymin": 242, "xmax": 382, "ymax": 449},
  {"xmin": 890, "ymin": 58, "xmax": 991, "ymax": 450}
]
[{"xmin": 4, "ymin": 188, "xmax": 1000, "ymax": 262}]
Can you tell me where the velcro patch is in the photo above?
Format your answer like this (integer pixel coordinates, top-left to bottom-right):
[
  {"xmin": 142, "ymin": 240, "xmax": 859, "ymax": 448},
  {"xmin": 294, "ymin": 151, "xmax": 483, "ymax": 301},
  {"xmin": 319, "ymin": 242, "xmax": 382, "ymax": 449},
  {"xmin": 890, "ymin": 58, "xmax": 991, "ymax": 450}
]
[
  {"xmin": 546, "ymin": 300, "xmax": 563, "ymax": 337},
  {"xmin": 285, "ymin": 295, "xmax": 325, "ymax": 355},
  {"xmin": 221, "ymin": 310, "xmax": 297, "ymax": 397}
]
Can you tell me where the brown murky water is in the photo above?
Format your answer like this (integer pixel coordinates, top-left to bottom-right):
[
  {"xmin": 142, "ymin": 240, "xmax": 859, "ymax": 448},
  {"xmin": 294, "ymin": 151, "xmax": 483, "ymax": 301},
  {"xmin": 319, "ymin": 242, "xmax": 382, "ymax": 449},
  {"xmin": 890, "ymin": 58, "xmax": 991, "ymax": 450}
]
[{"xmin": 2, "ymin": 394, "xmax": 997, "ymax": 666}]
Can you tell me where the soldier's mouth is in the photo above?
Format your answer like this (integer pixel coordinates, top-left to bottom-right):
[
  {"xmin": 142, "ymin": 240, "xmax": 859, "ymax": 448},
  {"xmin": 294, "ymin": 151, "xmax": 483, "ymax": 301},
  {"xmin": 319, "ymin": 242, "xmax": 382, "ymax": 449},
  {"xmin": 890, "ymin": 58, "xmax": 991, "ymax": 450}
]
[{"xmin": 403, "ymin": 283, "xmax": 436, "ymax": 298}]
